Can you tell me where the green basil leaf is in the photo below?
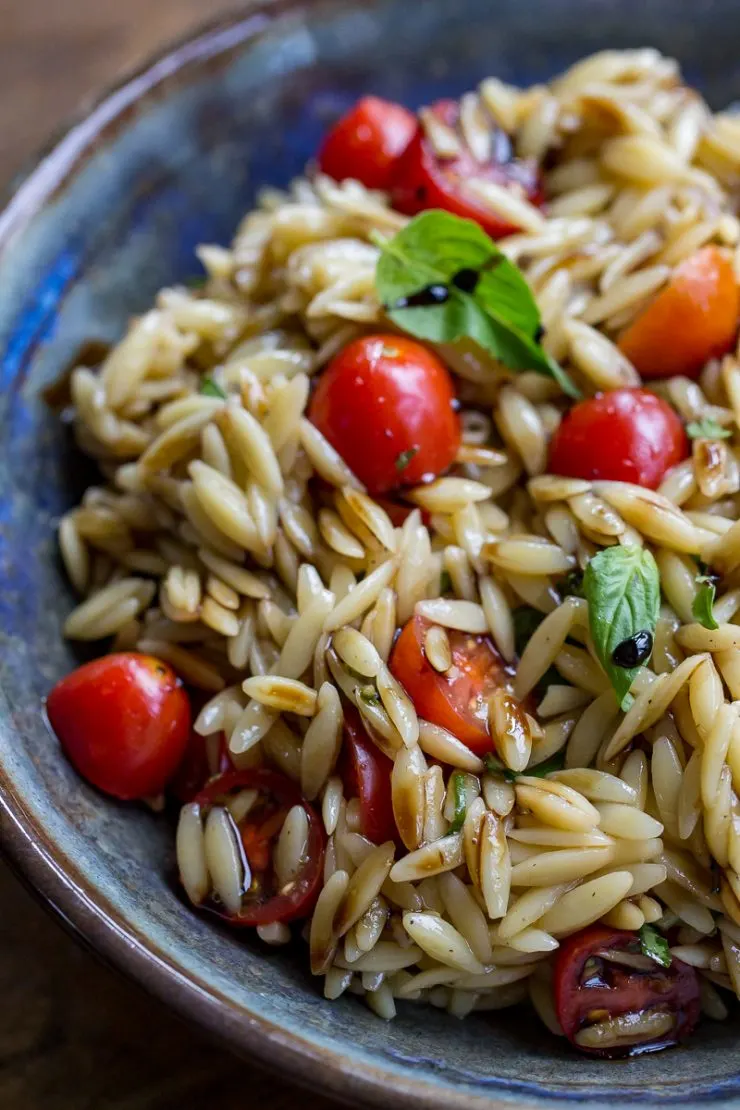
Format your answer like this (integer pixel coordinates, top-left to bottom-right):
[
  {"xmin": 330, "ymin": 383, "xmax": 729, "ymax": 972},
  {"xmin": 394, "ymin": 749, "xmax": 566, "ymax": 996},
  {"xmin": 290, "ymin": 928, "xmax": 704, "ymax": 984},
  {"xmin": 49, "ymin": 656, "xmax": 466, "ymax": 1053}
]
[
  {"xmin": 638, "ymin": 924, "xmax": 672, "ymax": 968},
  {"xmin": 449, "ymin": 772, "xmax": 468, "ymax": 832},
  {"xmin": 373, "ymin": 211, "xmax": 580, "ymax": 398},
  {"xmin": 200, "ymin": 377, "xmax": 227, "ymax": 399},
  {"xmin": 560, "ymin": 568, "xmax": 585, "ymax": 599},
  {"xmin": 686, "ymin": 418, "xmax": 732, "ymax": 440},
  {"xmin": 438, "ymin": 570, "xmax": 453, "ymax": 595},
  {"xmin": 693, "ymin": 579, "xmax": 718, "ymax": 630},
  {"xmin": 395, "ymin": 446, "xmax": 419, "ymax": 472},
  {"xmin": 483, "ymin": 752, "xmax": 564, "ymax": 782},
  {"xmin": 583, "ymin": 545, "xmax": 660, "ymax": 711},
  {"xmin": 512, "ymin": 607, "xmax": 545, "ymax": 657}
]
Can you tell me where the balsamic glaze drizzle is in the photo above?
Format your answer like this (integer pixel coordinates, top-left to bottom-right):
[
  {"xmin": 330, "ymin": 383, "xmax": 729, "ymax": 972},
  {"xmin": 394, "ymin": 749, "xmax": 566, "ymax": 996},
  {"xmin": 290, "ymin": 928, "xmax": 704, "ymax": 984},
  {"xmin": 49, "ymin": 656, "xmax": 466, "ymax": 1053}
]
[{"xmin": 611, "ymin": 630, "xmax": 653, "ymax": 668}]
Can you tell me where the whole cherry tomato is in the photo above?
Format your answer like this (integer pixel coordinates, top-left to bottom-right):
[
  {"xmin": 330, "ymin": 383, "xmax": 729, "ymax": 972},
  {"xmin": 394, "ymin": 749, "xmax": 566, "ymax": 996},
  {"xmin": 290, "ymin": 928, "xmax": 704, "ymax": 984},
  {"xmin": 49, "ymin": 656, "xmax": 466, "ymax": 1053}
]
[
  {"xmin": 554, "ymin": 925, "xmax": 701, "ymax": 1057},
  {"xmin": 619, "ymin": 247, "xmax": 739, "ymax": 379},
  {"xmin": 340, "ymin": 706, "xmax": 396, "ymax": 844},
  {"xmin": 46, "ymin": 653, "xmax": 191, "ymax": 800},
  {"xmin": 308, "ymin": 334, "xmax": 461, "ymax": 495},
  {"xmin": 548, "ymin": 388, "xmax": 688, "ymax": 490},
  {"xmin": 390, "ymin": 99, "xmax": 544, "ymax": 238},
  {"xmin": 317, "ymin": 96, "xmax": 416, "ymax": 191},
  {"xmin": 389, "ymin": 615, "xmax": 509, "ymax": 755},
  {"xmin": 191, "ymin": 769, "xmax": 325, "ymax": 925}
]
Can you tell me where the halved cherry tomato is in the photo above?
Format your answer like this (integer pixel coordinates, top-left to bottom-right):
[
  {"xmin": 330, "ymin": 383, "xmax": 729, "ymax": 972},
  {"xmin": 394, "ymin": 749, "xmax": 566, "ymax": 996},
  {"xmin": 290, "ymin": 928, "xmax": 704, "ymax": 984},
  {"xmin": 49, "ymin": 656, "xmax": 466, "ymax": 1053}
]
[
  {"xmin": 389, "ymin": 615, "xmax": 509, "ymax": 755},
  {"xmin": 171, "ymin": 729, "xmax": 233, "ymax": 803},
  {"xmin": 554, "ymin": 925, "xmax": 701, "ymax": 1057},
  {"xmin": 192, "ymin": 769, "xmax": 325, "ymax": 925},
  {"xmin": 548, "ymin": 388, "xmax": 688, "ymax": 490},
  {"xmin": 340, "ymin": 706, "xmax": 396, "ymax": 844},
  {"xmin": 308, "ymin": 334, "xmax": 460, "ymax": 496},
  {"xmin": 47, "ymin": 652, "xmax": 190, "ymax": 800},
  {"xmin": 390, "ymin": 99, "xmax": 544, "ymax": 238},
  {"xmin": 618, "ymin": 246, "xmax": 739, "ymax": 379},
  {"xmin": 317, "ymin": 96, "xmax": 417, "ymax": 191}
]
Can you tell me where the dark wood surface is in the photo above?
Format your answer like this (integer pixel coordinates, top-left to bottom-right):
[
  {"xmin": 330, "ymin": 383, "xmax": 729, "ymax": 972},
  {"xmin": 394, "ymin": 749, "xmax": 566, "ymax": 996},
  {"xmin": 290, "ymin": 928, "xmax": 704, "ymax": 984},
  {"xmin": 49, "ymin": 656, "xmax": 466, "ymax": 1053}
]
[{"xmin": 0, "ymin": 3, "xmax": 339, "ymax": 1107}]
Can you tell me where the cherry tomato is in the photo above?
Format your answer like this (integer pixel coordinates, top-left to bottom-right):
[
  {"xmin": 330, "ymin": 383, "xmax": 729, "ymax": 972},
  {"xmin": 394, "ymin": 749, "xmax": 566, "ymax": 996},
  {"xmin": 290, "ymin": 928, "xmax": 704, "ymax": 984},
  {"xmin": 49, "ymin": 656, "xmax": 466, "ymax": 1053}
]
[
  {"xmin": 47, "ymin": 652, "xmax": 190, "ymax": 800},
  {"xmin": 389, "ymin": 615, "xmax": 509, "ymax": 755},
  {"xmin": 619, "ymin": 247, "xmax": 739, "ymax": 379},
  {"xmin": 192, "ymin": 769, "xmax": 325, "ymax": 925},
  {"xmin": 554, "ymin": 926, "xmax": 701, "ymax": 1057},
  {"xmin": 317, "ymin": 96, "xmax": 417, "ymax": 191},
  {"xmin": 390, "ymin": 99, "xmax": 544, "ymax": 238},
  {"xmin": 171, "ymin": 729, "xmax": 233, "ymax": 803},
  {"xmin": 308, "ymin": 334, "xmax": 461, "ymax": 496},
  {"xmin": 548, "ymin": 388, "xmax": 688, "ymax": 490},
  {"xmin": 340, "ymin": 706, "xmax": 397, "ymax": 844}
]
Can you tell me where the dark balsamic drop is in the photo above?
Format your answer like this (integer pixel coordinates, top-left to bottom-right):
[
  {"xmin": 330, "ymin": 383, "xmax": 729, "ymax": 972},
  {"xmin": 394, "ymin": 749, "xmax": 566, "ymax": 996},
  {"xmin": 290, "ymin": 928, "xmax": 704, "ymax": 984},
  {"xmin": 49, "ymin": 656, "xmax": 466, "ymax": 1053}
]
[
  {"xmin": 611, "ymin": 630, "xmax": 653, "ymax": 668},
  {"xmin": 451, "ymin": 268, "xmax": 480, "ymax": 294},
  {"xmin": 389, "ymin": 283, "xmax": 450, "ymax": 310}
]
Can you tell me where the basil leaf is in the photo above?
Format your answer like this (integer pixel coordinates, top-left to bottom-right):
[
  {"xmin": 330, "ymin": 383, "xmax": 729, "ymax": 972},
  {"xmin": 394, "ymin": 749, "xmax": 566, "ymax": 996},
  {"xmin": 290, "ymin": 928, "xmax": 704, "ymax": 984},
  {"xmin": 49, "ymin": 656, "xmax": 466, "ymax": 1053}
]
[
  {"xmin": 512, "ymin": 606, "xmax": 545, "ymax": 657},
  {"xmin": 449, "ymin": 772, "xmax": 468, "ymax": 832},
  {"xmin": 583, "ymin": 546, "xmax": 660, "ymax": 711},
  {"xmin": 395, "ymin": 446, "xmax": 419, "ymax": 472},
  {"xmin": 639, "ymin": 924, "xmax": 672, "ymax": 968},
  {"xmin": 560, "ymin": 568, "xmax": 584, "ymax": 599},
  {"xmin": 439, "ymin": 570, "xmax": 453, "ymax": 595},
  {"xmin": 686, "ymin": 418, "xmax": 732, "ymax": 440},
  {"xmin": 483, "ymin": 752, "xmax": 564, "ymax": 782},
  {"xmin": 693, "ymin": 579, "xmax": 718, "ymax": 630},
  {"xmin": 200, "ymin": 377, "xmax": 227, "ymax": 399},
  {"xmin": 359, "ymin": 685, "xmax": 381, "ymax": 707},
  {"xmin": 373, "ymin": 211, "xmax": 579, "ymax": 398}
]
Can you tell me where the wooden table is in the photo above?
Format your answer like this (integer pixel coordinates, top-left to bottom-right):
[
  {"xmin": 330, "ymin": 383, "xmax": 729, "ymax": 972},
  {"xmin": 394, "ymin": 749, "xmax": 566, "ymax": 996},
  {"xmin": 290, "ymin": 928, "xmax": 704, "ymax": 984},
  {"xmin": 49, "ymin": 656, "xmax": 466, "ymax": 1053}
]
[{"xmin": 0, "ymin": 3, "xmax": 338, "ymax": 1106}]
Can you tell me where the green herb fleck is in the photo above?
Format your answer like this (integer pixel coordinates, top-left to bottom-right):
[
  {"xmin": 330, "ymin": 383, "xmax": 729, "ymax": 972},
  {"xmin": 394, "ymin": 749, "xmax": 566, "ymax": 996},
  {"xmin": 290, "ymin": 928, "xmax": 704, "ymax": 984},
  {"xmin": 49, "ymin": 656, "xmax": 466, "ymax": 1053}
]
[
  {"xmin": 512, "ymin": 607, "xmax": 545, "ymax": 657},
  {"xmin": 560, "ymin": 568, "xmax": 585, "ymax": 599},
  {"xmin": 583, "ymin": 546, "xmax": 660, "ymax": 711},
  {"xmin": 686, "ymin": 418, "xmax": 732, "ymax": 440},
  {"xmin": 439, "ymin": 570, "xmax": 453, "ymax": 595},
  {"xmin": 395, "ymin": 446, "xmax": 419, "ymax": 472},
  {"xmin": 483, "ymin": 752, "xmax": 564, "ymax": 783},
  {"xmin": 359, "ymin": 685, "xmax": 381, "ymax": 707},
  {"xmin": 373, "ymin": 211, "xmax": 580, "ymax": 398},
  {"xmin": 449, "ymin": 772, "xmax": 468, "ymax": 832},
  {"xmin": 638, "ymin": 924, "xmax": 672, "ymax": 968},
  {"xmin": 693, "ymin": 578, "xmax": 718, "ymax": 630},
  {"xmin": 185, "ymin": 274, "xmax": 207, "ymax": 289},
  {"xmin": 200, "ymin": 377, "xmax": 227, "ymax": 399}
]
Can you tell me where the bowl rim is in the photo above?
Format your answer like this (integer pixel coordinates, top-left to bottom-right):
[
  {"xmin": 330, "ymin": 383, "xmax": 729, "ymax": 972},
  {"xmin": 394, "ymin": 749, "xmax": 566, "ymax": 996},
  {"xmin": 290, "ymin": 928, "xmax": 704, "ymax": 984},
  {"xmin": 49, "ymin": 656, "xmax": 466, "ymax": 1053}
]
[{"xmin": 0, "ymin": 6, "xmax": 538, "ymax": 1108}]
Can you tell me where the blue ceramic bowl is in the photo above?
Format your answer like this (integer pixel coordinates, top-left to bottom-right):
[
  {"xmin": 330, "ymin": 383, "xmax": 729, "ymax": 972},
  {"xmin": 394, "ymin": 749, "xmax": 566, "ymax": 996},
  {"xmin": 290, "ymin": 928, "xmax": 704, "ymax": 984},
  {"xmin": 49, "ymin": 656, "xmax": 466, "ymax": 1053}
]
[{"xmin": 2, "ymin": 2, "xmax": 740, "ymax": 1107}]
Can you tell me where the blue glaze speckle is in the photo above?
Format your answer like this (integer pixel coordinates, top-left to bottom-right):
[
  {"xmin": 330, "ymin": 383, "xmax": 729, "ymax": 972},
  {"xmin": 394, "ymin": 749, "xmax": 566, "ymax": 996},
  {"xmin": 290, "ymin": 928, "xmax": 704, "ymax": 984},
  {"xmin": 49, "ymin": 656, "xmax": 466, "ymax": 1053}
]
[{"xmin": 1, "ymin": 3, "xmax": 740, "ymax": 1108}]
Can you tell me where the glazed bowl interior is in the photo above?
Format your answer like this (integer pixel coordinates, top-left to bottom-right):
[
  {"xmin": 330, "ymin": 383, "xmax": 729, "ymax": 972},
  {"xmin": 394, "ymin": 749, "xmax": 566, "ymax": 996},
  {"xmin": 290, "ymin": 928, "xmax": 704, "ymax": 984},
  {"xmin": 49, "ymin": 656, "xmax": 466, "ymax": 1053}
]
[{"xmin": 2, "ymin": 1, "xmax": 740, "ymax": 1107}]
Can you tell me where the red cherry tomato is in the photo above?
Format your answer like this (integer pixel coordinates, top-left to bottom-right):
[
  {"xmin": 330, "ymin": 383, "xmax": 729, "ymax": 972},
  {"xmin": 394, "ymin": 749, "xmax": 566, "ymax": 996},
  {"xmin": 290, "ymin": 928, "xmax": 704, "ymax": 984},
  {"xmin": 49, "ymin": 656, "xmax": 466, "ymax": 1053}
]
[
  {"xmin": 390, "ymin": 99, "xmax": 544, "ymax": 238},
  {"xmin": 317, "ymin": 96, "xmax": 416, "ymax": 191},
  {"xmin": 340, "ymin": 706, "xmax": 397, "ymax": 844},
  {"xmin": 554, "ymin": 926, "xmax": 701, "ymax": 1057},
  {"xmin": 389, "ymin": 615, "xmax": 509, "ymax": 755},
  {"xmin": 192, "ymin": 769, "xmax": 325, "ymax": 925},
  {"xmin": 308, "ymin": 334, "xmax": 461, "ymax": 496},
  {"xmin": 548, "ymin": 388, "xmax": 688, "ymax": 490},
  {"xmin": 46, "ymin": 652, "xmax": 190, "ymax": 800},
  {"xmin": 171, "ymin": 729, "xmax": 233, "ymax": 803}
]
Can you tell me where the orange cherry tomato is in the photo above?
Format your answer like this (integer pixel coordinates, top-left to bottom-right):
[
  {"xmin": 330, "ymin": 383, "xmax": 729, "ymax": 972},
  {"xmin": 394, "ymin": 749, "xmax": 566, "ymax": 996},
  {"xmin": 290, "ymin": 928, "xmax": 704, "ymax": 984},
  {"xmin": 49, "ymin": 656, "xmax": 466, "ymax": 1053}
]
[
  {"xmin": 308, "ymin": 334, "xmax": 461, "ymax": 495},
  {"xmin": 389, "ymin": 615, "xmax": 509, "ymax": 755},
  {"xmin": 618, "ymin": 247, "xmax": 739, "ymax": 379},
  {"xmin": 548, "ymin": 388, "xmax": 688, "ymax": 489},
  {"xmin": 317, "ymin": 96, "xmax": 416, "ymax": 191},
  {"xmin": 46, "ymin": 653, "xmax": 191, "ymax": 800}
]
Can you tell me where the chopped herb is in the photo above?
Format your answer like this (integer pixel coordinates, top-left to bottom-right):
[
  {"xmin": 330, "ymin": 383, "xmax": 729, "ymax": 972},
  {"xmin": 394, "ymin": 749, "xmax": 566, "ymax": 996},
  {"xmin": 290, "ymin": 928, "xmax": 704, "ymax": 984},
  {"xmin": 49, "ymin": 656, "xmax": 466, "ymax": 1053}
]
[
  {"xmin": 583, "ymin": 546, "xmax": 660, "ymax": 710},
  {"xmin": 373, "ymin": 211, "xmax": 579, "ymax": 398},
  {"xmin": 449, "ymin": 772, "xmax": 468, "ymax": 832},
  {"xmin": 185, "ymin": 274, "xmax": 207, "ymax": 289},
  {"xmin": 638, "ymin": 924, "xmax": 671, "ymax": 968},
  {"xmin": 483, "ymin": 752, "xmax": 564, "ymax": 782},
  {"xmin": 439, "ymin": 570, "xmax": 453, "ymax": 595},
  {"xmin": 359, "ymin": 685, "xmax": 381, "ymax": 707},
  {"xmin": 560, "ymin": 568, "xmax": 584, "ymax": 599},
  {"xmin": 686, "ymin": 418, "xmax": 732, "ymax": 440},
  {"xmin": 200, "ymin": 377, "xmax": 227, "ymax": 399},
  {"xmin": 512, "ymin": 606, "xmax": 545, "ymax": 657},
  {"xmin": 693, "ymin": 578, "xmax": 718, "ymax": 630},
  {"xmin": 395, "ymin": 446, "xmax": 419, "ymax": 472}
]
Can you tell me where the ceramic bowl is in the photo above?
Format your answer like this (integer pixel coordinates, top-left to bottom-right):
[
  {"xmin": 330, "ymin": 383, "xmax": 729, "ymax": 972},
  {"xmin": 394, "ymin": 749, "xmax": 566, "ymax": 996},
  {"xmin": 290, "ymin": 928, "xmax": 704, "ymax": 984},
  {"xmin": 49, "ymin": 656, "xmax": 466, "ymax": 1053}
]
[{"xmin": 2, "ymin": 2, "xmax": 740, "ymax": 1107}]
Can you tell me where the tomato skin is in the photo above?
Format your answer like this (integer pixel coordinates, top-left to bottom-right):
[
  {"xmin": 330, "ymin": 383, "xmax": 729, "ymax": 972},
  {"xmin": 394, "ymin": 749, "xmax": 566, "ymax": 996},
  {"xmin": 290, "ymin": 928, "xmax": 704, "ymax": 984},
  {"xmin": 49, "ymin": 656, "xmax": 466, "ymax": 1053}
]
[
  {"xmin": 554, "ymin": 925, "xmax": 701, "ymax": 1058},
  {"xmin": 171, "ymin": 730, "xmax": 233, "ymax": 803},
  {"xmin": 341, "ymin": 707, "xmax": 397, "ymax": 844},
  {"xmin": 619, "ymin": 247, "xmax": 739, "ymax": 379},
  {"xmin": 193, "ymin": 769, "xmax": 325, "ymax": 925},
  {"xmin": 308, "ymin": 334, "xmax": 461, "ymax": 495},
  {"xmin": 390, "ymin": 99, "xmax": 544, "ymax": 238},
  {"xmin": 47, "ymin": 653, "xmax": 190, "ymax": 800},
  {"xmin": 548, "ymin": 388, "xmax": 688, "ymax": 490},
  {"xmin": 389, "ymin": 615, "xmax": 508, "ymax": 755},
  {"xmin": 318, "ymin": 96, "xmax": 416, "ymax": 191}
]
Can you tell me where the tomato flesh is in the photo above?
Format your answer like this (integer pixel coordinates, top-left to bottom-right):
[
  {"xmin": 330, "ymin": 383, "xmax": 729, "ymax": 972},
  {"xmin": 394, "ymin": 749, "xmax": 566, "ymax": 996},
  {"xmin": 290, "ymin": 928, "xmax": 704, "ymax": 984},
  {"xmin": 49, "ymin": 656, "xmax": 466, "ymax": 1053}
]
[
  {"xmin": 341, "ymin": 706, "xmax": 397, "ymax": 844},
  {"xmin": 389, "ymin": 615, "xmax": 509, "ymax": 755},
  {"xmin": 554, "ymin": 926, "xmax": 701, "ymax": 1058},
  {"xmin": 390, "ymin": 99, "xmax": 544, "ymax": 238},
  {"xmin": 192, "ymin": 769, "xmax": 325, "ymax": 925},
  {"xmin": 46, "ymin": 652, "xmax": 191, "ymax": 800},
  {"xmin": 548, "ymin": 388, "xmax": 688, "ymax": 490},
  {"xmin": 317, "ymin": 96, "xmax": 416, "ymax": 191},
  {"xmin": 308, "ymin": 334, "xmax": 461, "ymax": 496}
]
